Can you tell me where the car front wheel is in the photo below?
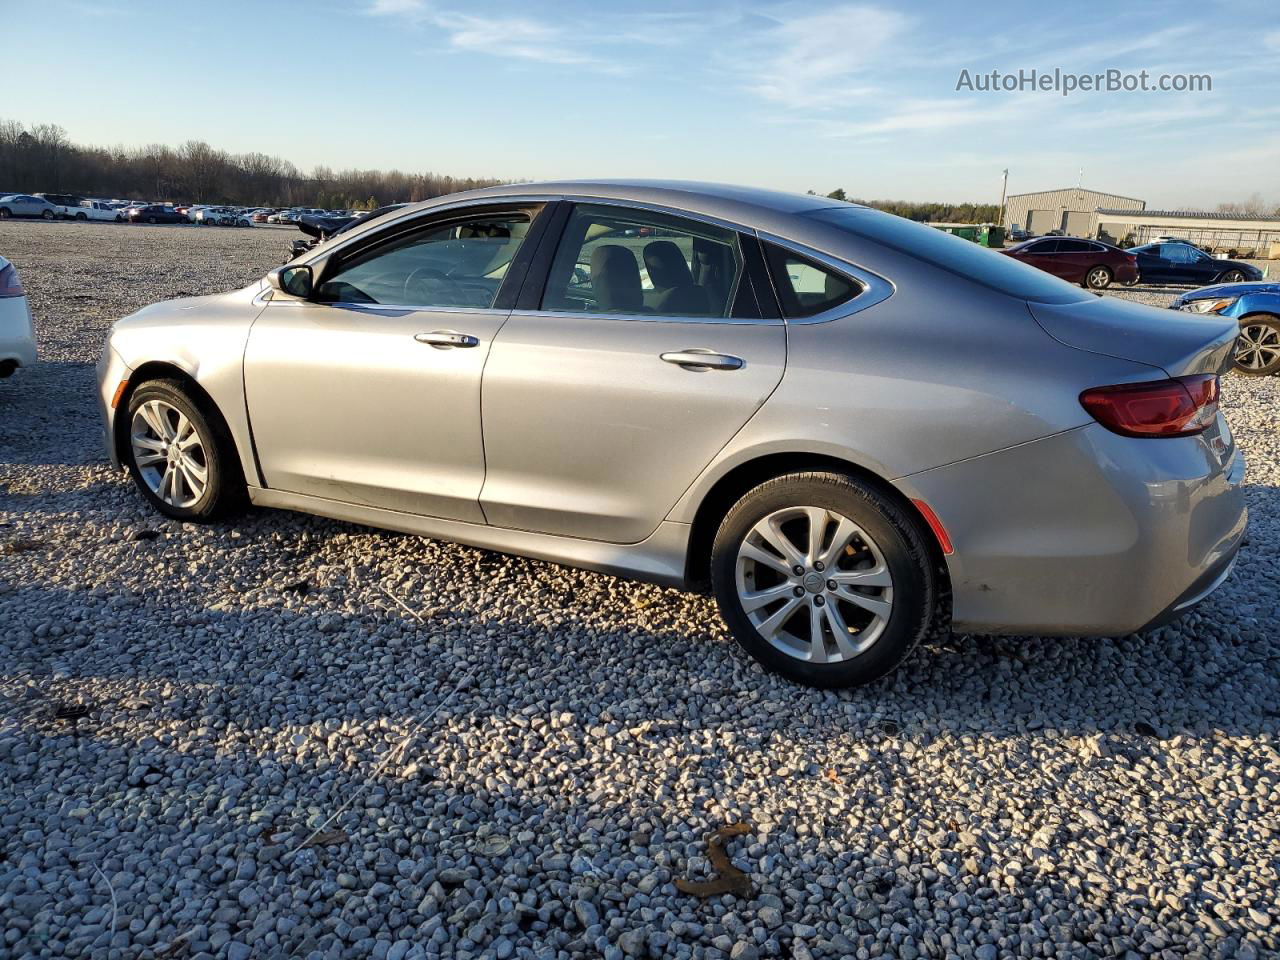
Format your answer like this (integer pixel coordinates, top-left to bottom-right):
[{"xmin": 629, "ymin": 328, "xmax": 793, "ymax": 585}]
[
  {"xmin": 711, "ymin": 472, "xmax": 937, "ymax": 688},
  {"xmin": 1221, "ymin": 270, "xmax": 1246, "ymax": 283},
  {"xmin": 1085, "ymin": 265, "xmax": 1112, "ymax": 289},
  {"xmin": 1234, "ymin": 315, "xmax": 1280, "ymax": 376},
  {"xmin": 41, "ymin": 209, "xmax": 54, "ymax": 220},
  {"xmin": 124, "ymin": 380, "xmax": 245, "ymax": 521}
]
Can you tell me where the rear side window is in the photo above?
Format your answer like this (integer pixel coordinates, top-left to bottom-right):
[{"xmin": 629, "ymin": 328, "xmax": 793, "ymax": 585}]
[
  {"xmin": 763, "ymin": 242, "xmax": 862, "ymax": 318},
  {"xmin": 809, "ymin": 206, "xmax": 1092, "ymax": 304},
  {"xmin": 542, "ymin": 204, "xmax": 745, "ymax": 318}
]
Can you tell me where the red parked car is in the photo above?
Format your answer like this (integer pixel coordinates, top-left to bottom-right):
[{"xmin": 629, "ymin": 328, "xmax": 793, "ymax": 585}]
[{"xmin": 1000, "ymin": 237, "xmax": 1138, "ymax": 290}]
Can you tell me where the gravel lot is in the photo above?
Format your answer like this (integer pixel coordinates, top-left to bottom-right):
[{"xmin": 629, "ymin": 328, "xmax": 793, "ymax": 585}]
[{"xmin": 1, "ymin": 220, "xmax": 1278, "ymax": 960}]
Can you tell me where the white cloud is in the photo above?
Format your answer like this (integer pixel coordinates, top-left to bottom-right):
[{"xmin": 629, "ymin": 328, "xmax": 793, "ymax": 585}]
[
  {"xmin": 368, "ymin": 0, "xmax": 428, "ymax": 15},
  {"xmin": 435, "ymin": 13, "xmax": 606, "ymax": 67},
  {"xmin": 1265, "ymin": 30, "xmax": 1280, "ymax": 52},
  {"xmin": 746, "ymin": 5, "xmax": 908, "ymax": 104}
]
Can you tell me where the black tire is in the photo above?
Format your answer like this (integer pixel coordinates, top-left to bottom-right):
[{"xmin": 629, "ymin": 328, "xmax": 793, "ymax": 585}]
[
  {"xmin": 1233, "ymin": 315, "xmax": 1280, "ymax": 377},
  {"xmin": 0, "ymin": 208, "xmax": 10, "ymax": 219},
  {"xmin": 75, "ymin": 212, "xmax": 87, "ymax": 221},
  {"xmin": 1084, "ymin": 265, "xmax": 1112, "ymax": 289},
  {"xmin": 123, "ymin": 379, "xmax": 246, "ymax": 521},
  {"xmin": 1220, "ymin": 270, "xmax": 1246, "ymax": 283},
  {"xmin": 147, "ymin": 216, "xmax": 157, "ymax": 224},
  {"xmin": 41, "ymin": 209, "xmax": 55, "ymax": 220},
  {"xmin": 710, "ymin": 471, "xmax": 937, "ymax": 688}
]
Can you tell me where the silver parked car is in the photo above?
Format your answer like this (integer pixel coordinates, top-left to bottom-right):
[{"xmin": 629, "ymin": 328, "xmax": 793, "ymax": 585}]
[
  {"xmin": 96, "ymin": 181, "xmax": 1247, "ymax": 687},
  {"xmin": 0, "ymin": 195, "xmax": 59, "ymax": 220}
]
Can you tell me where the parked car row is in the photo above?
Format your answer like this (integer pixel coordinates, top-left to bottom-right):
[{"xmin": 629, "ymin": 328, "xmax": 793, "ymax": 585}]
[
  {"xmin": 0, "ymin": 194, "xmax": 367, "ymax": 227},
  {"xmin": 1001, "ymin": 237, "xmax": 1264, "ymax": 290}
]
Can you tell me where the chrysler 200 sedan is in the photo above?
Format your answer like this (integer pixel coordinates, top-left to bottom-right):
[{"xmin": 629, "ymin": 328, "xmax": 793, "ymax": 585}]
[{"xmin": 96, "ymin": 181, "xmax": 1247, "ymax": 688}]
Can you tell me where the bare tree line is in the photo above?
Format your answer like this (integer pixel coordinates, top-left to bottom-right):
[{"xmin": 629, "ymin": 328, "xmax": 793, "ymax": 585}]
[{"xmin": 0, "ymin": 120, "xmax": 504, "ymax": 208}]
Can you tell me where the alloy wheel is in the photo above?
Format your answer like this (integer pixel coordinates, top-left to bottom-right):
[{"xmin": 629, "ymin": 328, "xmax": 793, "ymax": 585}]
[
  {"xmin": 1236, "ymin": 323, "xmax": 1280, "ymax": 371},
  {"xmin": 1086, "ymin": 267, "xmax": 1111, "ymax": 289},
  {"xmin": 1223, "ymin": 271, "xmax": 1245, "ymax": 283},
  {"xmin": 734, "ymin": 506, "xmax": 894, "ymax": 663},
  {"xmin": 130, "ymin": 399, "xmax": 209, "ymax": 508}
]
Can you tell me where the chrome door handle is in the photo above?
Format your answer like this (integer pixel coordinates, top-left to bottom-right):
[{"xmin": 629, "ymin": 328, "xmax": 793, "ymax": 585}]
[
  {"xmin": 415, "ymin": 331, "xmax": 479, "ymax": 348},
  {"xmin": 660, "ymin": 349, "xmax": 744, "ymax": 371}
]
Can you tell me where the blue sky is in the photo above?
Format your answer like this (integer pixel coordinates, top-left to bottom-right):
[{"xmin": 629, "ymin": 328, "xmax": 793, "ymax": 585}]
[{"xmin": 4, "ymin": 0, "xmax": 1279, "ymax": 208}]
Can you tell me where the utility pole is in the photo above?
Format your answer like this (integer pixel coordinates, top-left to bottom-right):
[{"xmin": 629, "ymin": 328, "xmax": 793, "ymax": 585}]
[{"xmin": 998, "ymin": 168, "xmax": 1008, "ymax": 227}]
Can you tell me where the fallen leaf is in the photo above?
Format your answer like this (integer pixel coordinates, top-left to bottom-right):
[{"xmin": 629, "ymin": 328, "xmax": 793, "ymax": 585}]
[
  {"xmin": 2, "ymin": 539, "xmax": 44, "ymax": 555},
  {"xmin": 674, "ymin": 822, "xmax": 755, "ymax": 899},
  {"xmin": 305, "ymin": 828, "xmax": 349, "ymax": 848}
]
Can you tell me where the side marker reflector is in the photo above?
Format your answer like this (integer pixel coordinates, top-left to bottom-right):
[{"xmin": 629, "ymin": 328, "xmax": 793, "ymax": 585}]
[
  {"xmin": 911, "ymin": 499, "xmax": 954, "ymax": 556},
  {"xmin": 111, "ymin": 379, "xmax": 129, "ymax": 409}
]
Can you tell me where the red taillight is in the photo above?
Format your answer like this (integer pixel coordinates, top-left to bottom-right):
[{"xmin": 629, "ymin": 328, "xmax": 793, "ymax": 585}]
[
  {"xmin": 1080, "ymin": 375, "xmax": 1219, "ymax": 437},
  {"xmin": 0, "ymin": 263, "xmax": 23, "ymax": 299},
  {"xmin": 1125, "ymin": 254, "xmax": 1138, "ymax": 264}
]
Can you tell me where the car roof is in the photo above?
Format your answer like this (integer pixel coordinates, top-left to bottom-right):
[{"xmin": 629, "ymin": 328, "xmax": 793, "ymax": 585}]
[{"xmin": 401, "ymin": 179, "xmax": 850, "ymax": 226}]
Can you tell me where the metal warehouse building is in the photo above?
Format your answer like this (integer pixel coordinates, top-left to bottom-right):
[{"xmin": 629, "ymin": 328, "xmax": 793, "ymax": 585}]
[
  {"xmin": 1004, "ymin": 187, "xmax": 1145, "ymax": 237},
  {"xmin": 1095, "ymin": 210, "xmax": 1280, "ymax": 258}
]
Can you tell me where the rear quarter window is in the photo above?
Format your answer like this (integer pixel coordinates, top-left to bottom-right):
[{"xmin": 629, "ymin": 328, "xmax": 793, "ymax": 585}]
[{"xmin": 808, "ymin": 207, "xmax": 1092, "ymax": 304}]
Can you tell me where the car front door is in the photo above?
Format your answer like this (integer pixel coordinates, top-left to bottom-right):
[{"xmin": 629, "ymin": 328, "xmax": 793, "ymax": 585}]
[
  {"xmin": 243, "ymin": 202, "xmax": 547, "ymax": 521},
  {"xmin": 478, "ymin": 201, "xmax": 787, "ymax": 543}
]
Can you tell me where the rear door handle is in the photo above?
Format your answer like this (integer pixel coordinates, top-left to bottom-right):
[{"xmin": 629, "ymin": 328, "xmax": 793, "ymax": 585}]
[
  {"xmin": 660, "ymin": 350, "xmax": 744, "ymax": 371},
  {"xmin": 415, "ymin": 331, "xmax": 479, "ymax": 348}
]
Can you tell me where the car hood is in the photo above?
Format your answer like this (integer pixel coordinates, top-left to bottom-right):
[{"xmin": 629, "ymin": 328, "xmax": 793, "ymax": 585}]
[
  {"xmin": 112, "ymin": 284, "xmax": 262, "ymax": 333},
  {"xmin": 1027, "ymin": 294, "xmax": 1238, "ymax": 377},
  {"xmin": 1174, "ymin": 280, "xmax": 1280, "ymax": 303}
]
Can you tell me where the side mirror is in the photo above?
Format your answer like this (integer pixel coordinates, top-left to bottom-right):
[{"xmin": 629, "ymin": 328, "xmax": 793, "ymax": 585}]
[{"xmin": 268, "ymin": 264, "xmax": 313, "ymax": 299}]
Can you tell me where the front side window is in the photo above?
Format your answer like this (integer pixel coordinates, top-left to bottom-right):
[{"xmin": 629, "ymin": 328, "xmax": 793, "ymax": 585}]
[
  {"xmin": 762, "ymin": 243, "xmax": 862, "ymax": 318},
  {"xmin": 1165, "ymin": 243, "xmax": 1196, "ymax": 263},
  {"xmin": 542, "ymin": 204, "xmax": 743, "ymax": 318},
  {"xmin": 316, "ymin": 212, "xmax": 531, "ymax": 308}
]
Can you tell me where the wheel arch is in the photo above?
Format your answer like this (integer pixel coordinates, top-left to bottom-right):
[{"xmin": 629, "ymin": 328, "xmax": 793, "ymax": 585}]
[
  {"xmin": 114, "ymin": 361, "xmax": 258, "ymax": 485},
  {"xmin": 682, "ymin": 452, "xmax": 953, "ymax": 609}
]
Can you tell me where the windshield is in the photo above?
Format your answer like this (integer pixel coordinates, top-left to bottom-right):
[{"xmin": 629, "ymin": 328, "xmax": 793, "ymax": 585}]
[{"xmin": 808, "ymin": 206, "xmax": 1093, "ymax": 304}]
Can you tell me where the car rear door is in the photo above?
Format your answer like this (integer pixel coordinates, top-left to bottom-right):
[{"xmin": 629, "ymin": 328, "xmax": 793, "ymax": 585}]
[
  {"xmin": 478, "ymin": 201, "xmax": 786, "ymax": 543},
  {"xmin": 243, "ymin": 201, "xmax": 551, "ymax": 521}
]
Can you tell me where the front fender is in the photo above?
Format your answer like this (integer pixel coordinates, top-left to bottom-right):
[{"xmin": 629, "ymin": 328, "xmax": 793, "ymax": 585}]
[{"xmin": 102, "ymin": 285, "xmax": 267, "ymax": 484}]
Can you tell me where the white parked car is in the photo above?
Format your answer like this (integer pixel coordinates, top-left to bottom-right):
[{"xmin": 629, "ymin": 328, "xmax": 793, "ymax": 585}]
[
  {"xmin": 68, "ymin": 200, "xmax": 124, "ymax": 222},
  {"xmin": 0, "ymin": 254, "xmax": 36, "ymax": 378},
  {"xmin": 194, "ymin": 207, "xmax": 252, "ymax": 227}
]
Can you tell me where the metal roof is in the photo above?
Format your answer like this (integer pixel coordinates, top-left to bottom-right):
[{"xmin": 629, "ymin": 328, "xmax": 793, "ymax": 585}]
[
  {"xmin": 1096, "ymin": 208, "xmax": 1280, "ymax": 222},
  {"xmin": 1006, "ymin": 187, "xmax": 1146, "ymax": 203}
]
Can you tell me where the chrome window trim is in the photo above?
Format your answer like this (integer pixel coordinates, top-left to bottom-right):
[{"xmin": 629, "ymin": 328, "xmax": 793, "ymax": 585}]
[
  {"xmin": 755, "ymin": 230, "xmax": 895, "ymax": 325},
  {"xmin": 506, "ymin": 308, "xmax": 781, "ymax": 327}
]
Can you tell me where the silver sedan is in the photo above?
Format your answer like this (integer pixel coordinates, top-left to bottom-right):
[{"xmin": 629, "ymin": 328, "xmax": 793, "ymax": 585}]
[{"xmin": 96, "ymin": 181, "xmax": 1247, "ymax": 687}]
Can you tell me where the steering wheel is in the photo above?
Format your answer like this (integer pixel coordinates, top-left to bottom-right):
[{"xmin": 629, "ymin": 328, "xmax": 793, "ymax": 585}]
[{"xmin": 403, "ymin": 266, "xmax": 450, "ymax": 302}]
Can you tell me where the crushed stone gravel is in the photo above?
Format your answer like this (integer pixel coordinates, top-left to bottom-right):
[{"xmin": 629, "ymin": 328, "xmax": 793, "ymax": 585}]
[{"xmin": 1, "ymin": 220, "xmax": 1277, "ymax": 959}]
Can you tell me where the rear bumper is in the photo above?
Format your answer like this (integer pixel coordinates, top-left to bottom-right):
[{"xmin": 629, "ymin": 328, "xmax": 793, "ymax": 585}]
[
  {"xmin": 1115, "ymin": 262, "xmax": 1140, "ymax": 284},
  {"xmin": 1137, "ymin": 542, "xmax": 1239, "ymax": 632},
  {"xmin": 897, "ymin": 419, "xmax": 1247, "ymax": 636}
]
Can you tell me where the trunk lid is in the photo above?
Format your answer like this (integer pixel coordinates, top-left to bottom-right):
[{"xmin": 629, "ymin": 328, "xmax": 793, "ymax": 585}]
[{"xmin": 1027, "ymin": 295, "xmax": 1237, "ymax": 377}]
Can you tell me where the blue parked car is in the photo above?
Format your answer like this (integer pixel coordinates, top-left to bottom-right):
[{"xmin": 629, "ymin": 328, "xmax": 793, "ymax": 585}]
[
  {"xmin": 1172, "ymin": 281, "xmax": 1280, "ymax": 375},
  {"xmin": 1131, "ymin": 241, "xmax": 1264, "ymax": 287}
]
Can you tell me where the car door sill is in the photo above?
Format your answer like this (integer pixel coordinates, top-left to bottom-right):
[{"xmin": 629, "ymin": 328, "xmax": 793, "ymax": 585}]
[{"xmin": 248, "ymin": 486, "xmax": 691, "ymax": 588}]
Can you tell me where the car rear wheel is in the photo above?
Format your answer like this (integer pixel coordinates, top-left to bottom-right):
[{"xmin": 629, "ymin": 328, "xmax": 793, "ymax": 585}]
[
  {"xmin": 711, "ymin": 472, "xmax": 937, "ymax": 688},
  {"xmin": 1234, "ymin": 315, "xmax": 1280, "ymax": 376},
  {"xmin": 0, "ymin": 208, "xmax": 10, "ymax": 219},
  {"xmin": 41, "ymin": 209, "xmax": 54, "ymax": 220},
  {"xmin": 124, "ymin": 380, "xmax": 246, "ymax": 521},
  {"xmin": 1085, "ymin": 265, "xmax": 1113, "ymax": 289},
  {"xmin": 75, "ymin": 212, "xmax": 87, "ymax": 221},
  {"xmin": 1221, "ymin": 270, "xmax": 1246, "ymax": 283},
  {"xmin": 147, "ymin": 216, "xmax": 157, "ymax": 224}
]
